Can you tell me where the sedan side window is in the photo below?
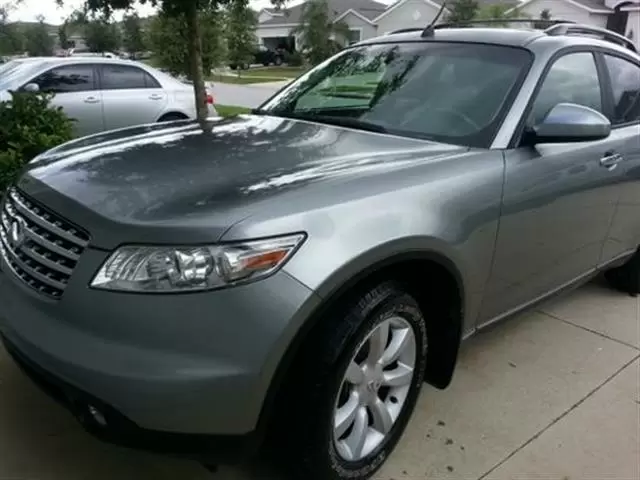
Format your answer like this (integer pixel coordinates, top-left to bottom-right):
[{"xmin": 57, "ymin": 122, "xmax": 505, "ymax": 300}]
[
  {"xmin": 29, "ymin": 64, "xmax": 96, "ymax": 93},
  {"xmin": 101, "ymin": 64, "xmax": 161, "ymax": 90},
  {"xmin": 604, "ymin": 55, "xmax": 640, "ymax": 125},
  {"xmin": 529, "ymin": 53, "xmax": 603, "ymax": 126}
]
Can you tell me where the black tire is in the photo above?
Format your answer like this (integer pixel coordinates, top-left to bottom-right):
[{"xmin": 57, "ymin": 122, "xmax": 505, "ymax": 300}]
[
  {"xmin": 274, "ymin": 283, "xmax": 428, "ymax": 480},
  {"xmin": 158, "ymin": 113, "xmax": 188, "ymax": 123},
  {"xmin": 605, "ymin": 248, "xmax": 640, "ymax": 296},
  {"xmin": 274, "ymin": 56, "xmax": 283, "ymax": 66}
]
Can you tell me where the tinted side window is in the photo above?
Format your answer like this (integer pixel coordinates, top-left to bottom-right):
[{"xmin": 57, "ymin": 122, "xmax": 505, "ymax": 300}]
[
  {"xmin": 529, "ymin": 53, "xmax": 602, "ymax": 125},
  {"xmin": 604, "ymin": 55, "xmax": 640, "ymax": 125},
  {"xmin": 31, "ymin": 65, "xmax": 95, "ymax": 93},
  {"xmin": 101, "ymin": 65, "xmax": 160, "ymax": 90}
]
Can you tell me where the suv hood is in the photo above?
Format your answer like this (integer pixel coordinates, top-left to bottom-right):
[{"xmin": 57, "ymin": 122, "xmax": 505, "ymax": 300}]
[{"xmin": 17, "ymin": 115, "xmax": 464, "ymax": 248}]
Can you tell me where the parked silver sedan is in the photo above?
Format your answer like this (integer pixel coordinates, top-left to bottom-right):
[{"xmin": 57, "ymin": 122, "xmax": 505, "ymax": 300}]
[{"xmin": 0, "ymin": 57, "xmax": 217, "ymax": 137}]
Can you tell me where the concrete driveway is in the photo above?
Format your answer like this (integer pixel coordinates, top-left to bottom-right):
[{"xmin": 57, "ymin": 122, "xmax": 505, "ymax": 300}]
[
  {"xmin": 209, "ymin": 82, "xmax": 286, "ymax": 109},
  {"xmin": 0, "ymin": 277, "xmax": 638, "ymax": 480}
]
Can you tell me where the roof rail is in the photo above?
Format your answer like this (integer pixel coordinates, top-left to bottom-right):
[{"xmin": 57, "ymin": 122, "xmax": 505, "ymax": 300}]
[
  {"xmin": 545, "ymin": 23, "xmax": 637, "ymax": 52},
  {"xmin": 433, "ymin": 19, "xmax": 574, "ymax": 29}
]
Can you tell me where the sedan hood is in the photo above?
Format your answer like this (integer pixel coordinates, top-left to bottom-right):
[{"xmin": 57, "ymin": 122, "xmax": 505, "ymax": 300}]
[{"xmin": 18, "ymin": 115, "xmax": 463, "ymax": 248}]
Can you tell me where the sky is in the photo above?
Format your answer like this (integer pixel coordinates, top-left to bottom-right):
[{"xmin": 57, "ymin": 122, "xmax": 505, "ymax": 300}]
[{"xmin": 9, "ymin": 0, "xmax": 394, "ymax": 24}]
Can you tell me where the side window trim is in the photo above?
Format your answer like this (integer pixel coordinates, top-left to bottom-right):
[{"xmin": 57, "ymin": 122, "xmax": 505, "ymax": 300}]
[
  {"xmin": 597, "ymin": 51, "xmax": 640, "ymax": 128},
  {"xmin": 510, "ymin": 48, "xmax": 601, "ymax": 148}
]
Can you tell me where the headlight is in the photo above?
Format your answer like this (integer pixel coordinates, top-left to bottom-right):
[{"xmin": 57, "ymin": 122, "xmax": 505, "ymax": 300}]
[{"xmin": 91, "ymin": 233, "xmax": 305, "ymax": 293}]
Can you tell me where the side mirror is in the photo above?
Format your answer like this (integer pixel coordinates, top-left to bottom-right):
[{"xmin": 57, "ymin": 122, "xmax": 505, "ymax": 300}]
[
  {"xmin": 23, "ymin": 82, "xmax": 40, "ymax": 93},
  {"xmin": 530, "ymin": 103, "xmax": 611, "ymax": 144}
]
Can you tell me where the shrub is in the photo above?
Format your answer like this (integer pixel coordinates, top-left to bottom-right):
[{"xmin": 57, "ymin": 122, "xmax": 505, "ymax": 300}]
[
  {"xmin": 287, "ymin": 50, "xmax": 304, "ymax": 67},
  {"xmin": 0, "ymin": 91, "xmax": 74, "ymax": 191}
]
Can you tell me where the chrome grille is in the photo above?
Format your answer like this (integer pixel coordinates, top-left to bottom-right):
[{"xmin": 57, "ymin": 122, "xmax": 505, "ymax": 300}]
[{"xmin": 0, "ymin": 188, "xmax": 90, "ymax": 299}]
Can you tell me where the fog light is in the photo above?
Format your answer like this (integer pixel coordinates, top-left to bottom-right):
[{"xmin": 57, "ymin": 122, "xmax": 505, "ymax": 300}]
[{"xmin": 88, "ymin": 405, "xmax": 107, "ymax": 427}]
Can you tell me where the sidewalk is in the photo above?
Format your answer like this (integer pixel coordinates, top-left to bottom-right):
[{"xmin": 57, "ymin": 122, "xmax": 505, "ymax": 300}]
[{"xmin": 0, "ymin": 278, "xmax": 638, "ymax": 480}]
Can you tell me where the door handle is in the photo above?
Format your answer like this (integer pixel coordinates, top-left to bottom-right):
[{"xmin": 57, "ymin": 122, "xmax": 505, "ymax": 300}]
[
  {"xmin": 149, "ymin": 94, "xmax": 164, "ymax": 100},
  {"xmin": 600, "ymin": 152, "xmax": 623, "ymax": 171},
  {"xmin": 83, "ymin": 96, "xmax": 100, "ymax": 104}
]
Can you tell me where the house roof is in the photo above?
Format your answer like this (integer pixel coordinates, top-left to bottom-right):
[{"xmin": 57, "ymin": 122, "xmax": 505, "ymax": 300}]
[
  {"xmin": 260, "ymin": 0, "xmax": 387, "ymax": 26},
  {"xmin": 259, "ymin": 0, "xmax": 617, "ymax": 29},
  {"xmin": 509, "ymin": 0, "xmax": 613, "ymax": 13}
]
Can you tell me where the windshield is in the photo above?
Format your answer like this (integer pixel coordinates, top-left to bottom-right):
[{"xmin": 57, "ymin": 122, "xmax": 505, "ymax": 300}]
[
  {"xmin": 0, "ymin": 60, "xmax": 44, "ymax": 90},
  {"xmin": 258, "ymin": 42, "xmax": 532, "ymax": 148}
]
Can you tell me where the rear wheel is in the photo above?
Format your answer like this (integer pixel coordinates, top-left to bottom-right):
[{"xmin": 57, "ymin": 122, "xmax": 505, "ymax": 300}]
[
  {"xmin": 158, "ymin": 113, "xmax": 188, "ymax": 123},
  {"xmin": 274, "ymin": 283, "xmax": 428, "ymax": 480},
  {"xmin": 605, "ymin": 248, "xmax": 640, "ymax": 296}
]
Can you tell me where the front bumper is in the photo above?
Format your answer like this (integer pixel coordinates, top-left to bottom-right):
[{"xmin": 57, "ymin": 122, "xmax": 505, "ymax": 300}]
[{"xmin": 0, "ymin": 245, "xmax": 319, "ymax": 454}]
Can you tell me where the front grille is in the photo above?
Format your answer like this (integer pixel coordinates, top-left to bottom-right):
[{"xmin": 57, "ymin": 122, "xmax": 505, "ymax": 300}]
[{"xmin": 0, "ymin": 188, "xmax": 90, "ymax": 299}]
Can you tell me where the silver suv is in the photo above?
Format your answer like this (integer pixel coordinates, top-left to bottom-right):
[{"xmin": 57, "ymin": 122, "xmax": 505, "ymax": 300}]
[
  {"xmin": 1, "ymin": 22, "xmax": 639, "ymax": 480},
  {"xmin": 0, "ymin": 57, "xmax": 217, "ymax": 137}
]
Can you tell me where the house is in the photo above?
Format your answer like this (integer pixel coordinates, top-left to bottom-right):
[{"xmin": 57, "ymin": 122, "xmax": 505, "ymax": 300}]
[
  {"xmin": 510, "ymin": 0, "xmax": 640, "ymax": 47},
  {"xmin": 255, "ymin": 0, "xmax": 640, "ymax": 51}
]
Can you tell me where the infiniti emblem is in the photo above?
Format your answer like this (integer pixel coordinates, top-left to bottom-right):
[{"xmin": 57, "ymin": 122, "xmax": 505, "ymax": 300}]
[{"xmin": 9, "ymin": 217, "xmax": 26, "ymax": 248}]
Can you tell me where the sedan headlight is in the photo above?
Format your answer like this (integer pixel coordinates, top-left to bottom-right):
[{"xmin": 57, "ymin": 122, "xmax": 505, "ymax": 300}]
[{"xmin": 91, "ymin": 233, "xmax": 305, "ymax": 293}]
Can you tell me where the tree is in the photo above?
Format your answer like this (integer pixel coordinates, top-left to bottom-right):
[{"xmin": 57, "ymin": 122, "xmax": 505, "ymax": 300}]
[
  {"xmin": 0, "ymin": 3, "xmax": 24, "ymax": 54},
  {"xmin": 446, "ymin": 0, "xmax": 479, "ymax": 24},
  {"xmin": 475, "ymin": 4, "xmax": 526, "ymax": 26},
  {"xmin": 122, "ymin": 13, "xmax": 145, "ymax": 58},
  {"xmin": 147, "ymin": 6, "xmax": 226, "ymax": 78},
  {"xmin": 24, "ymin": 15, "xmax": 53, "ymax": 56},
  {"xmin": 293, "ymin": 0, "xmax": 350, "ymax": 66},
  {"xmin": 58, "ymin": 21, "xmax": 72, "ymax": 49},
  {"xmin": 84, "ymin": 19, "xmax": 120, "ymax": 53},
  {"xmin": 533, "ymin": 8, "xmax": 552, "ymax": 29},
  {"xmin": 57, "ymin": 0, "xmax": 287, "ymax": 124},
  {"xmin": 225, "ymin": 0, "xmax": 257, "ymax": 71}
]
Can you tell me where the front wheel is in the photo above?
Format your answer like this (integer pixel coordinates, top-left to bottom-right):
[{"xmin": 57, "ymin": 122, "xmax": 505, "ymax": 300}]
[{"xmin": 277, "ymin": 283, "xmax": 428, "ymax": 480}]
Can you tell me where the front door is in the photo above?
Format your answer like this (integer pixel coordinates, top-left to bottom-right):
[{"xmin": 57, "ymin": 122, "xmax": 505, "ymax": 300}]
[
  {"xmin": 480, "ymin": 51, "xmax": 622, "ymax": 322},
  {"xmin": 29, "ymin": 63, "xmax": 104, "ymax": 137},
  {"xmin": 599, "ymin": 52, "xmax": 640, "ymax": 263},
  {"xmin": 98, "ymin": 63, "xmax": 168, "ymax": 130}
]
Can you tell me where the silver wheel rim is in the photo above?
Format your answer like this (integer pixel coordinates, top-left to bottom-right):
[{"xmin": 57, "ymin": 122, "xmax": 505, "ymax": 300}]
[{"xmin": 332, "ymin": 316, "xmax": 417, "ymax": 462}]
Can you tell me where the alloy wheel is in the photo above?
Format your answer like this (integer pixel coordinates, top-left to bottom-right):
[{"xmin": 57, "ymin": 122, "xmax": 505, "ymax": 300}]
[{"xmin": 332, "ymin": 316, "xmax": 417, "ymax": 462}]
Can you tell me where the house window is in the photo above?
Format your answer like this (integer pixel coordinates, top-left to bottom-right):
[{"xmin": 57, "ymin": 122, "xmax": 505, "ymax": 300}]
[{"xmin": 347, "ymin": 29, "xmax": 362, "ymax": 45}]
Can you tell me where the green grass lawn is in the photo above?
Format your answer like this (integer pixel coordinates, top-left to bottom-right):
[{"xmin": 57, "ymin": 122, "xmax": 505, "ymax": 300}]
[
  {"xmin": 215, "ymin": 105, "xmax": 252, "ymax": 117},
  {"xmin": 242, "ymin": 66, "xmax": 307, "ymax": 79},
  {"xmin": 209, "ymin": 74, "xmax": 287, "ymax": 85}
]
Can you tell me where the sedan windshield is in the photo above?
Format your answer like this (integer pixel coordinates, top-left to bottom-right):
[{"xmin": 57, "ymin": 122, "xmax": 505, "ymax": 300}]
[
  {"xmin": 0, "ymin": 60, "xmax": 45, "ymax": 90},
  {"xmin": 257, "ymin": 42, "xmax": 532, "ymax": 148}
]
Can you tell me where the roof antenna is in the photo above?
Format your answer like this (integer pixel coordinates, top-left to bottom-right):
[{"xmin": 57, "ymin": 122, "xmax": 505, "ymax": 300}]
[{"xmin": 422, "ymin": 0, "xmax": 448, "ymax": 37}]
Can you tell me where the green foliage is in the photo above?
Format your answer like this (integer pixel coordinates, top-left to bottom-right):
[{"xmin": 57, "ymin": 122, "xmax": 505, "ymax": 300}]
[
  {"xmin": 84, "ymin": 19, "xmax": 120, "ymax": 52},
  {"xmin": 24, "ymin": 17, "xmax": 53, "ymax": 56},
  {"xmin": 122, "ymin": 13, "xmax": 145, "ymax": 58},
  {"xmin": 226, "ymin": 0, "xmax": 257, "ymax": 71},
  {"xmin": 293, "ymin": 0, "xmax": 349, "ymax": 66},
  {"xmin": 147, "ymin": 7, "xmax": 226, "ymax": 78},
  {"xmin": 0, "ymin": 4, "xmax": 24, "ymax": 54},
  {"xmin": 58, "ymin": 22, "xmax": 71, "ymax": 49},
  {"xmin": 285, "ymin": 50, "xmax": 303, "ymax": 67},
  {"xmin": 446, "ymin": 0, "xmax": 479, "ymax": 24},
  {"xmin": 475, "ymin": 4, "xmax": 527, "ymax": 26},
  {"xmin": 0, "ymin": 92, "xmax": 74, "ymax": 191},
  {"xmin": 533, "ymin": 8, "xmax": 553, "ymax": 29}
]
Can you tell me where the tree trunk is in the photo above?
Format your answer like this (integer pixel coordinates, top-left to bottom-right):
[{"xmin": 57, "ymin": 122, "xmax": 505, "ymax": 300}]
[{"xmin": 186, "ymin": 2, "xmax": 208, "ymax": 123}]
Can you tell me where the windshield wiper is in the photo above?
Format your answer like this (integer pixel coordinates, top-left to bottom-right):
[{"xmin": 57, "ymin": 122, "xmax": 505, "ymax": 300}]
[{"xmin": 254, "ymin": 110, "xmax": 388, "ymax": 134}]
